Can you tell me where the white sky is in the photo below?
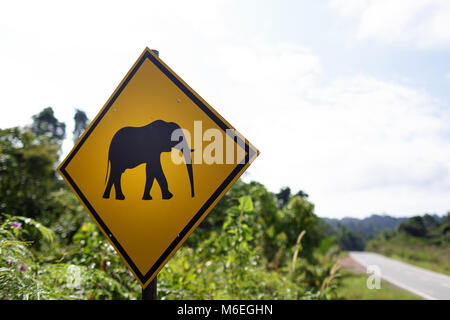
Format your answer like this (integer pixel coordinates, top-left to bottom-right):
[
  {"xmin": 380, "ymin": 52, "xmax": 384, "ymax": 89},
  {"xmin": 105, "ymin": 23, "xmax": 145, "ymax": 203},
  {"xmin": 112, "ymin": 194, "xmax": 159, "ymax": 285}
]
[{"xmin": 1, "ymin": 0, "xmax": 450, "ymax": 218}]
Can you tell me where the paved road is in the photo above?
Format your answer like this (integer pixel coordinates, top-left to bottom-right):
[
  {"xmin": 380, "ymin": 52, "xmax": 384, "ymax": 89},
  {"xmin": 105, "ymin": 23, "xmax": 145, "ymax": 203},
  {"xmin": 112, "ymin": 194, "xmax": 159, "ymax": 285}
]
[{"xmin": 349, "ymin": 252, "xmax": 450, "ymax": 300}]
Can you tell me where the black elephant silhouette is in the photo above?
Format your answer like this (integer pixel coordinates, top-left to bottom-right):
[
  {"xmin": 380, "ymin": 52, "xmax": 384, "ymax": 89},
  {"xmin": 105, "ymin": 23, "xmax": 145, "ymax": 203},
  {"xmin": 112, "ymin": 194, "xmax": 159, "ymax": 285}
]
[{"xmin": 102, "ymin": 120, "xmax": 194, "ymax": 200}]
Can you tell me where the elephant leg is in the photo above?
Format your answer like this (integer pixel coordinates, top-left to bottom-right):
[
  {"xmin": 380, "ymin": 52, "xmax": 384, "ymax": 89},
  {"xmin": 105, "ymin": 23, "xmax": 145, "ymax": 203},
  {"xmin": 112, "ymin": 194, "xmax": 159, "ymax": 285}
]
[
  {"xmin": 112, "ymin": 167, "xmax": 125, "ymax": 200},
  {"xmin": 153, "ymin": 157, "xmax": 172, "ymax": 199},
  {"xmin": 142, "ymin": 163, "xmax": 155, "ymax": 200},
  {"xmin": 102, "ymin": 173, "xmax": 114, "ymax": 199}
]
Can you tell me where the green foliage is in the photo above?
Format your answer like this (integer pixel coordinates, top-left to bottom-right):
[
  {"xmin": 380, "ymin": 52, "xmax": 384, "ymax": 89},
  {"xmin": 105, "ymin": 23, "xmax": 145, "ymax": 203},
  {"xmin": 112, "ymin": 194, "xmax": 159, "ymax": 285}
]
[
  {"xmin": 335, "ymin": 227, "xmax": 365, "ymax": 251},
  {"xmin": 367, "ymin": 214, "xmax": 450, "ymax": 275},
  {"xmin": 0, "ymin": 215, "xmax": 139, "ymax": 299},
  {"xmin": 2, "ymin": 215, "xmax": 54, "ymax": 243},
  {"xmin": 31, "ymin": 107, "xmax": 65, "ymax": 144},
  {"xmin": 0, "ymin": 215, "xmax": 59, "ymax": 299},
  {"xmin": 335, "ymin": 269, "xmax": 421, "ymax": 300},
  {"xmin": 0, "ymin": 107, "xmax": 342, "ymax": 299},
  {"xmin": 398, "ymin": 216, "xmax": 427, "ymax": 237},
  {"xmin": 73, "ymin": 109, "xmax": 89, "ymax": 144},
  {"xmin": 190, "ymin": 180, "xmax": 330, "ymax": 267},
  {"xmin": 0, "ymin": 127, "xmax": 60, "ymax": 218},
  {"xmin": 275, "ymin": 186, "xmax": 308, "ymax": 209},
  {"xmin": 159, "ymin": 195, "xmax": 339, "ymax": 299},
  {"xmin": 0, "ymin": 191, "xmax": 341, "ymax": 300},
  {"xmin": 275, "ymin": 187, "xmax": 292, "ymax": 209},
  {"xmin": 324, "ymin": 214, "xmax": 407, "ymax": 242}
]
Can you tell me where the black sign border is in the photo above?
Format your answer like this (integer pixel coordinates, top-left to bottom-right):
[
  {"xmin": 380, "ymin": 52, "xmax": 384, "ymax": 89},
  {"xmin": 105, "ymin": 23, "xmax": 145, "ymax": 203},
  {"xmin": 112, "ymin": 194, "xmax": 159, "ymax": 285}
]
[{"xmin": 59, "ymin": 50, "xmax": 257, "ymax": 286}]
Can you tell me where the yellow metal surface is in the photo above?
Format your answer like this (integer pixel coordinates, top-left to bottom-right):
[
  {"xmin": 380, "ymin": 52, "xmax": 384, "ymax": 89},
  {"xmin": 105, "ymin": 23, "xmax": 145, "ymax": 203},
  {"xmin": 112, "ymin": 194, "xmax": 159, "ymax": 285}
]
[{"xmin": 57, "ymin": 48, "xmax": 259, "ymax": 288}]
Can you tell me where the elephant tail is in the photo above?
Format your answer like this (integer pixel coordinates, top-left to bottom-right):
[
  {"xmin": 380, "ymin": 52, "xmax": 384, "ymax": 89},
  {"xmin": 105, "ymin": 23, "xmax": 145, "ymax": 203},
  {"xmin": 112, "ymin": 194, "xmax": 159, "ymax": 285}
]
[{"xmin": 104, "ymin": 156, "xmax": 110, "ymax": 184}]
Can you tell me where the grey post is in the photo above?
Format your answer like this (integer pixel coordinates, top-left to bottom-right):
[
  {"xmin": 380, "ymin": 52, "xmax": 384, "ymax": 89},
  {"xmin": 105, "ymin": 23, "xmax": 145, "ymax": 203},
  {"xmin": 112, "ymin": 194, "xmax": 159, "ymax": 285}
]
[
  {"xmin": 142, "ymin": 276, "xmax": 157, "ymax": 300},
  {"xmin": 141, "ymin": 48, "xmax": 159, "ymax": 301}
]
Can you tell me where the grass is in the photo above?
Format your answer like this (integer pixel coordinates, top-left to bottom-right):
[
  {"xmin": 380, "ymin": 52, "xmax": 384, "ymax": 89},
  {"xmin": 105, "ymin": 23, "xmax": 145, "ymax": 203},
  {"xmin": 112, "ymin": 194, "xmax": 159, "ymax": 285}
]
[
  {"xmin": 336, "ymin": 269, "xmax": 422, "ymax": 300},
  {"xmin": 366, "ymin": 235, "xmax": 450, "ymax": 276},
  {"xmin": 390, "ymin": 253, "xmax": 450, "ymax": 275}
]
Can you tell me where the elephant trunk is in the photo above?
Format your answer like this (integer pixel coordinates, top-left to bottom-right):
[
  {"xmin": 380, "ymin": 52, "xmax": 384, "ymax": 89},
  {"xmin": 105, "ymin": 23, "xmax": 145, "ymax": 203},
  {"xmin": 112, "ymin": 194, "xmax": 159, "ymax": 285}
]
[
  {"xmin": 172, "ymin": 127, "xmax": 195, "ymax": 197},
  {"xmin": 182, "ymin": 144, "xmax": 195, "ymax": 197}
]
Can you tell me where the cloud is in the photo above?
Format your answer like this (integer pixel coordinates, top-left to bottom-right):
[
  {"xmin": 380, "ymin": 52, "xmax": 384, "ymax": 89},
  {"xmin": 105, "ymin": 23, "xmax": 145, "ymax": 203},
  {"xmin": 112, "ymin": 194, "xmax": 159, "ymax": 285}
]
[
  {"xmin": 205, "ymin": 40, "xmax": 450, "ymax": 217},
  {"xmin": 1, "ymin": 0, "xmax": 449, "ymax": 218},
  {"xmin": 330, "ymin": 0, "xmax": 450, "ymax": 49},
  {"xmin": 0, "ymin": 0, "xmax": 232, "ymax": 150}
]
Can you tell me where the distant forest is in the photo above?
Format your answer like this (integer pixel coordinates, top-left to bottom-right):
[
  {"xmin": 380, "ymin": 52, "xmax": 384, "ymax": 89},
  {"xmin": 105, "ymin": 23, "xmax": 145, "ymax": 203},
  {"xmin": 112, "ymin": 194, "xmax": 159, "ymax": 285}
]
[
  {"xmin": 325, "ymin": 214, "xmax": 408, "ymax": 237},
  {"xmin": 324, "ymin": 213, "xmax": 449, "ymax": 252}
]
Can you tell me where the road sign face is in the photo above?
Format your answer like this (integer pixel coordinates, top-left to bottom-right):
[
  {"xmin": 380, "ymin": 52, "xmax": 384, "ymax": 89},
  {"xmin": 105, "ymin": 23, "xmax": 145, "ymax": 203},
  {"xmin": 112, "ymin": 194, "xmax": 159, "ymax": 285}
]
[{"xmin": 58, "ymin": 48, "xmax": 259, "ymax": 288}]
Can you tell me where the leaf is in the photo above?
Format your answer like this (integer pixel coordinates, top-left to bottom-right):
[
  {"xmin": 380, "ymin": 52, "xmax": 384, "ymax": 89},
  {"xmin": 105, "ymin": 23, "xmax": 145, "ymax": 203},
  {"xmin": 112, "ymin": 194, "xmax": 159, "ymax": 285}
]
[
  {"xmin": 34, "ymin": 223, "xmax": 54, "ymax": 243},
  {"xmin": 238, "ymin": 196, "xmax": 254, "ymax": 213},
  {"xmin": 11, "ymin": 216, "xmax": 54, "ymax": 243}
]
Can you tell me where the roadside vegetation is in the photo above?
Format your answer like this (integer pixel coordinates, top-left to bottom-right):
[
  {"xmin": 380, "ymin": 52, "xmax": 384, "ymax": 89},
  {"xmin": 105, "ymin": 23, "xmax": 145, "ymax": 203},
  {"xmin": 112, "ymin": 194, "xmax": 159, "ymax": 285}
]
[
  {"xmin": 328, "ymin": 212, "xmax": 450, "ymax": 276},
  {"xmin": 1, "ymin": 107, "xmax": 447, "ymax": 299},
  {"xmin": 336, "ymin": 269, "xmax": 422, "ymax": 300},
  {"xmin": 0, "ymin": 107, "xmax": 341, "ymax": 299},
  {"xmin": 366, "ymin": 215, "xmax": 450, "ymax": 275}
]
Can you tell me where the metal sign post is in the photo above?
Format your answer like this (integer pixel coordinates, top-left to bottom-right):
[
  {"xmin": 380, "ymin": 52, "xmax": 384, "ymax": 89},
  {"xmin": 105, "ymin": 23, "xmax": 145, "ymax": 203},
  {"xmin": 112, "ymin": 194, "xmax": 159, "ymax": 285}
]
[
  {"xmin": 141, "ymin": 49, "xmax": 159, "ymax": 301},
  {"xmin": 142, "ymin": 276, "xmax": 157, "ymax": 300}
]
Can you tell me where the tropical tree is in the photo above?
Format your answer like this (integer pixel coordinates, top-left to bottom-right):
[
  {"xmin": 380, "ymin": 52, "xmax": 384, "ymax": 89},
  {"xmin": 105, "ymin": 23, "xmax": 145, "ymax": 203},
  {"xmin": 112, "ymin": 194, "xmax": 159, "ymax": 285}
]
[
  {"xmin": 0, "ymin": 127, "xmax": 59, "ymax": 218},
  {"xmin": 73, "ymin": 109, "xmax": 89, "ymax": 144},
  {"xmin": 30, "ymin": 107, "xmax": 65, "ymax": 145},
  {"xmin": 398, "ymin": 216, "xmax": 427, "ymax": 237}
]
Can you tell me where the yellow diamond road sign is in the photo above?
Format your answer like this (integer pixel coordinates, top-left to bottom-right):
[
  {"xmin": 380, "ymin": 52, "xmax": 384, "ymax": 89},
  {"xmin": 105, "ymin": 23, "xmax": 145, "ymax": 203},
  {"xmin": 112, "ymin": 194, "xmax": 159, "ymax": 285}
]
[{"xmin": 58, "ymin": 48, "xmax": 259, "ymax": 288}]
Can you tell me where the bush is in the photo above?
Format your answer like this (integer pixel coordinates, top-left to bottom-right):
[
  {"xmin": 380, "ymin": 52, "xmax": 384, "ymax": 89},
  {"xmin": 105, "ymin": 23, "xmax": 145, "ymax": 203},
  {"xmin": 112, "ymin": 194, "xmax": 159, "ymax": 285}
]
[{"xmin": 398, "ymin": 216, "xmax": 427, "ymax": 237}]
